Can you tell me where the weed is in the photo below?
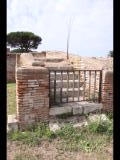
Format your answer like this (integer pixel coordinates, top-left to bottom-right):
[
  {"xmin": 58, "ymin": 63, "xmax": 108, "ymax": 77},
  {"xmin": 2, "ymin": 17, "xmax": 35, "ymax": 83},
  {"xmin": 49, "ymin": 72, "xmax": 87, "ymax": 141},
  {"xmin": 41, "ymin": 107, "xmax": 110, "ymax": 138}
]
[
  {"xmin": 8, "ymin": 118, "xmax": 113, "ymax": 153},
  {"xmin": 56, "ymin": 121, "xmax": 112, "ymax": 152},
  {"xmin": 8, "ymin": 123, "xmax": 56, "ymax": 146},
  {"xmin": 105, "ymin": 112, "xmax": 113, "ymax": 120},
  {"xmin": 56, "ymin": 124, "xmax": 75, "ymax": 139},
  {"xmin": 87, "ymin": 117, "xmax": 113, "ymax": 135}
]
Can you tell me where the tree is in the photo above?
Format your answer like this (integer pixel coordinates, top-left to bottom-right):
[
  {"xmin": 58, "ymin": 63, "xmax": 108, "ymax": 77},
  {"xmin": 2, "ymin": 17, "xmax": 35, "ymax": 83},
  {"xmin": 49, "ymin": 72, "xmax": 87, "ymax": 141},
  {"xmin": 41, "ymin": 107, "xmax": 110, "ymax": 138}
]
[
  {"xmin": 108, "ymin": 51, "xmax": 113, "ymax": 57},
  {"xmin": 10, "ymin": 48, "xmax": 32, "ymax": 53},
  {"xmin": 7, "ymin": 31, "xmax": 42, "ymax": 52}
]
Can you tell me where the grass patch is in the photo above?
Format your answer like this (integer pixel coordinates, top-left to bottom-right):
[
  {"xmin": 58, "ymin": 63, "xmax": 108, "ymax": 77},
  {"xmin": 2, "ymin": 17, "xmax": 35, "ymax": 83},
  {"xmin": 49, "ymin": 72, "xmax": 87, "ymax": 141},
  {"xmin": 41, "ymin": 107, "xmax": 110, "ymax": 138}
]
[
  {"xmin": 8, "ymin": 118, "xmax": 113, "ymax": 153},
  {"xmin": 87, "ymin": 119, "xmax": 113, "ymax": 135},
  {"xmin": 56, "ymin": 122, "xmax": 112, "ymax": 152},
  {"xmin": 7, "ymin": 83, "xmax": 16, "ymax": 115},
  {"xmin": 8, "ymin": 123, "xmax": 56, "ymax": 146},
  {"xmin": 105, "ymin": 112, "xmax": 113, "ymax": 120}
]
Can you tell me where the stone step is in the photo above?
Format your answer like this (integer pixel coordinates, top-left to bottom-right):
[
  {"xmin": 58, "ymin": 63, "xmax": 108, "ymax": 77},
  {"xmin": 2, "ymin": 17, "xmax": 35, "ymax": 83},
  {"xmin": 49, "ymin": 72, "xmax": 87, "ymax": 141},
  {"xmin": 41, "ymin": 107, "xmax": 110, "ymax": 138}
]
[{"xmin": 49, "ymin": 102, "xmax": 102, "ymax": 116}]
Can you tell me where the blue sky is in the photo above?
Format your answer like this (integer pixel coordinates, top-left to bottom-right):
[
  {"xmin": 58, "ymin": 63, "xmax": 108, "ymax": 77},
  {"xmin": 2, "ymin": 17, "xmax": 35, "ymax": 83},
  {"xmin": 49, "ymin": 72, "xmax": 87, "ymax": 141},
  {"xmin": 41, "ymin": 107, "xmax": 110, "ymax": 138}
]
[{"xmin": 7, "ymin": 0, "xmax": 113, "ymax": 57}]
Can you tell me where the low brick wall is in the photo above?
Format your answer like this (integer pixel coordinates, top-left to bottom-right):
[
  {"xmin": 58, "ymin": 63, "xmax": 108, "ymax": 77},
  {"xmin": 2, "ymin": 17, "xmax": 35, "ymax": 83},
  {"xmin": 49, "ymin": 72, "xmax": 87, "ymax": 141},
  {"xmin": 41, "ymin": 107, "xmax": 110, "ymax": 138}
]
[
  {"xmin": 102, "ymin": 71, "xmax": 113, "ymax": 112},
  {"xmin": 16, "ymin": 66, "xmax": 49, "ymax": 129}
]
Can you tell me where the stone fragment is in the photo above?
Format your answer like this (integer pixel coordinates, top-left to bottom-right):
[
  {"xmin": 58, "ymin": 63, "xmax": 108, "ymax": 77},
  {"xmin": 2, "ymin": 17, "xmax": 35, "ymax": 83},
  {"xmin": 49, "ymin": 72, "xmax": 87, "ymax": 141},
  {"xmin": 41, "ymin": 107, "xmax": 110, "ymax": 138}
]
[
  {"xmin": 88, "ymin": 114, "xmax": 110, "ymax": 122},
  {"xmin": 83, "ymin": 103, "xmax": 102, "ymax": 114},
  {"xmin": 49, "ymin": 123, "xmax": 61, "ymax": 132},
  {"xmin": 7, "ymin": 114, "xmax": 18, "ymax": 132},
  {"xmin": 72, "ymin": 106, "xmax": 83, "ymax": 115}
]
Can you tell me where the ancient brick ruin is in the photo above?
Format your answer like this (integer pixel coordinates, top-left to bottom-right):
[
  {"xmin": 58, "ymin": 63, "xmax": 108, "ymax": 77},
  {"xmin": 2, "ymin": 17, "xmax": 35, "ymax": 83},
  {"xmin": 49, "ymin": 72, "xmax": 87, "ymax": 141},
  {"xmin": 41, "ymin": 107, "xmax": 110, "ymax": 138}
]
[
  {"xmin": 7, "ymin": 51, "xmax": 113, "ymax": 129},
  {"xmin": 13, "ymin": 53, "xmax": 113, "ymax": 129}
]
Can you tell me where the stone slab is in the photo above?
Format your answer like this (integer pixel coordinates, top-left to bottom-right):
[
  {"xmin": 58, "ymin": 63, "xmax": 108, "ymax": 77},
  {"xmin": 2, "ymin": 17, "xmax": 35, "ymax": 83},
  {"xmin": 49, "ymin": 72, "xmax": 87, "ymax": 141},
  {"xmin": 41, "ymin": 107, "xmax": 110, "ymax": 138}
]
[
  {"xmin": 82, "ymin": 103, "xmax": 103, "ymax": 114},
  {"xmin": 7, "ymin": 114, "xmax": 18, "ymax": 132},
  {"xmin": 50, "ymin": 102, "xmax": 103, "ymax": 116},
  {"xmin": 73, "ymin": 106, "xmax": 83, "ymax": 115},
  {"xmin": 49, "ymin": 123, "xmax": 61, "ymax": 132},
  {"xmin": 49, "ymin": 106, "xmax": 72, "ymax": 116}
]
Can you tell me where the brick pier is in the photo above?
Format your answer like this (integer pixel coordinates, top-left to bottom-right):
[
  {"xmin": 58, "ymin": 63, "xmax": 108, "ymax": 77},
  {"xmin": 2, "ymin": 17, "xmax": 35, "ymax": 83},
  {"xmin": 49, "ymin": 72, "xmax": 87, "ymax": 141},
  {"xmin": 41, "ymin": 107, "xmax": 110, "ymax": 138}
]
[{"xmin": 16, "ymin": 66, "xmax": 49, "ymax": 129}]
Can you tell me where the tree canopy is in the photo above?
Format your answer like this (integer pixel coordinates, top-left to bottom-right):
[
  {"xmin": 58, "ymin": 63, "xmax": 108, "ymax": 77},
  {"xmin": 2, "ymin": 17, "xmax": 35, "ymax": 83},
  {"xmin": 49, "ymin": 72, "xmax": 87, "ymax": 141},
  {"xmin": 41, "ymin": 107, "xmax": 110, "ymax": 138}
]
[{"xmin": 7, "ymin": 31, "xmax": 42, "ymax": 53}]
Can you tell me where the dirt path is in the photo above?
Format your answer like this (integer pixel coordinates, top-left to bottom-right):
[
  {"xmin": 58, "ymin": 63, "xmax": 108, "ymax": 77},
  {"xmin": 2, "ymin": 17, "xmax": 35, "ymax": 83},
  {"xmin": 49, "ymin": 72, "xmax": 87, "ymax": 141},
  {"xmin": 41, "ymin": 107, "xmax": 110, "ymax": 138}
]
[{"xmin": 7, "ymin": 139, "xmax": 113, "ymax": 160}]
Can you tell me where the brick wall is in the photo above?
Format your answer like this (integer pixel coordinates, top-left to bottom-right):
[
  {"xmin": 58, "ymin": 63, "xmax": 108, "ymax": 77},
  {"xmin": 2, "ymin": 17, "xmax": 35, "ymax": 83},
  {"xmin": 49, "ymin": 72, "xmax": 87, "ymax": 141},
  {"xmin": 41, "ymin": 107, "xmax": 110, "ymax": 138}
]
[
  {"xmin": 16, "ymin": 66, "xmax": 49, "ymax": 129},
  {"xmin": 102, "ymin": 71, "xmax": 113, "ymax": 112},
  {"xmin": 7, "ymin": 53, "xmax": 16, "ymax": 82}
]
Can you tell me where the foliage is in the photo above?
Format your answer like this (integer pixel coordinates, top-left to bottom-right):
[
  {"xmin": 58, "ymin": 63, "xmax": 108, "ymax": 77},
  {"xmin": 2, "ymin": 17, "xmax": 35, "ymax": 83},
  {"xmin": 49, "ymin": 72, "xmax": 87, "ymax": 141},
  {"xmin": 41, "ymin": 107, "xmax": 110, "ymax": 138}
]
[
  {"xmin": 87, "ymin": 119, "xmax": 113, "ymax": 135},
  {"xmin": 11, "ymin": 49, "xmax": 32, "ymax": 53},
  {"xmin": 7, "ymin": 31, "xmax": 42, "ymax": 52},
  {"xmin": 8, "ymin": 123, "xmax": 56, "ymax": 146},
  {"xmin": 56, "ymin": 121, "xmax": 112, "ymax": 152},
  {"xmin": 105, "ymin": 112, "xmax": 113, "ymax": 120}
]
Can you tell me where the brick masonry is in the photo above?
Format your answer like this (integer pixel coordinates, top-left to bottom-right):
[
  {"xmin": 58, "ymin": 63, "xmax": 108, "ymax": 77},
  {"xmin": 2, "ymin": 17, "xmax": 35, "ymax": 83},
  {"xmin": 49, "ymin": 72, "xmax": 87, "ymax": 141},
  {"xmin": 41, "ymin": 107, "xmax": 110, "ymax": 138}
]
[
  {"xmin": 15, "ymin": 53, "xmax": 113, "ymax": 129},
  {"xmin": 16, "ymin": 66, "xmax": 49, "ymax": 129},
  {"xmin": 7, "ymin": 53, "xmax": 16, "ymax": 82},
  {"xmin": 16, "ymin": 68, "xmax": 113, "ymax": 129},
  {"xmin": 102, "ymin": 71, "xmax": 113, "ymax": 112}
]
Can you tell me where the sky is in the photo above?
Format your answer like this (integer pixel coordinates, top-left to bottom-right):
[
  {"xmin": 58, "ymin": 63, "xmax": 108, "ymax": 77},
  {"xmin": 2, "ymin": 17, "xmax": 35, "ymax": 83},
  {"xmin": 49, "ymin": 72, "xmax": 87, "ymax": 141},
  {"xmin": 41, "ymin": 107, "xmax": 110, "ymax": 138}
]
[{"xmin": 7, "ymin": 0, "xmax": 113, "ymax": 57}]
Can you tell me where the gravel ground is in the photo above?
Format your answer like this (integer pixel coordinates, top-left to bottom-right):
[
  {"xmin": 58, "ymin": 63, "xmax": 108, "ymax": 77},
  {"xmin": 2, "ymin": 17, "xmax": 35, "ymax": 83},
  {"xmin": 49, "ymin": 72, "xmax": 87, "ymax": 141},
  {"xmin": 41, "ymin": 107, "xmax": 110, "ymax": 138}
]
[{"xmin": 7, "ymin": 139, "xmax": 113, "ymax": 160}]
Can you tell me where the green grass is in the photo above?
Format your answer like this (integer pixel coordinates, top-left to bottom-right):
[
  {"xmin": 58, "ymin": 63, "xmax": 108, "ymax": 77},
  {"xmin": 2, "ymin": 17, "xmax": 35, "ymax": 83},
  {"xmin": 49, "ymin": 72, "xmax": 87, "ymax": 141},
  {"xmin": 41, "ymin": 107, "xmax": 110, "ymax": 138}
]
[
  {"xmin": 55, "ymin": 121, "xmax": 112, "ymax": 152},
  {"xmin": 8, "ymin": 118, "xmax": 113, "ymax": 153},
  {"xmin": 7, "ymin": 83, "xmax": 16, "ymax": 115},
  {"xmin": 8, "ymin": 123, "xmax": 56, "ymax": 146}
]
